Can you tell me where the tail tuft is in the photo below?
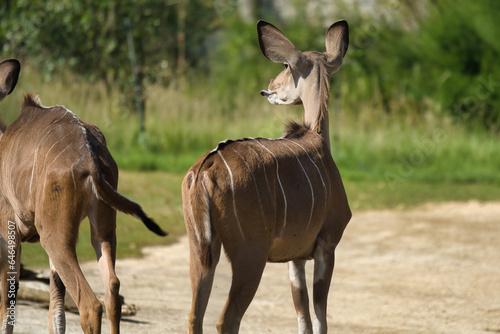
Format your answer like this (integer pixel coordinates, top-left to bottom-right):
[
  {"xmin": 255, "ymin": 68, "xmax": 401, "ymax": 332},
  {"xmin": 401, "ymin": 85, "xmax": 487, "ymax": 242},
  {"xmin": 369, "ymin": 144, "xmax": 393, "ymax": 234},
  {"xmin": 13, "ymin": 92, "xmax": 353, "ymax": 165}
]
[{"xmin": 137, "ymin": 211, "xmax": 168, "ymax": 237}]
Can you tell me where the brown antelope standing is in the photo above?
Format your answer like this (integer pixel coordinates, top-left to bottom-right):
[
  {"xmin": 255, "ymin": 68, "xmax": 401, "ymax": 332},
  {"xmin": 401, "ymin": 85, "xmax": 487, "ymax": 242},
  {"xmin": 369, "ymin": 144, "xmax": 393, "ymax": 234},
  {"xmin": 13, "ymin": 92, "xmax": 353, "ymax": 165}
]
[
  {"xmin": 0, "ymin": 59, "xmax": 167, "ymax": 334},
  {"xmin": 182, "ymin": 20, "xmax": 351, "ymax": 333}
]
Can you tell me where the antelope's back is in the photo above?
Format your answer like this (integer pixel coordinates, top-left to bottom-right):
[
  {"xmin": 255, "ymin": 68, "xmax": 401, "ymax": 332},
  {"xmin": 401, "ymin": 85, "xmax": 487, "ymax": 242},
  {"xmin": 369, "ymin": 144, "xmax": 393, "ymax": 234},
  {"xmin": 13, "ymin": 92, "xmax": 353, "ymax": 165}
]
[{"xmin": 0, "ymin": 95, "xmax": 113, "ymax": 215}]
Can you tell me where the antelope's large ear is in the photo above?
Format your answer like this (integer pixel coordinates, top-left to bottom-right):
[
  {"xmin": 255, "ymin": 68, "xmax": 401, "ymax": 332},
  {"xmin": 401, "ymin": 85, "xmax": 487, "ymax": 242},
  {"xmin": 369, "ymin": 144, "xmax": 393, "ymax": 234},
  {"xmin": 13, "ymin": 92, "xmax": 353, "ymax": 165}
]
[
  {"xmin": 0, "ymin": 59, "xmax": 21, "ymax": 102},
  {"xmin": 257, "ymin": 20, "xmax": 311, "ymax": 75},
  {"xmin": 325, "ymin": 20, "xmax": 349, "ymax": 71}
]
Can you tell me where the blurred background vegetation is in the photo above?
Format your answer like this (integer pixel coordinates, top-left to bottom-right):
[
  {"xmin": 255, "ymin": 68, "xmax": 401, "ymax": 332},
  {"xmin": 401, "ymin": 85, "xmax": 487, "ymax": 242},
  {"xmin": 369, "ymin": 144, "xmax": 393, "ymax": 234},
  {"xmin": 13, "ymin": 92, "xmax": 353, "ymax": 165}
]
[{"xmin": 1, "ymin": 0, "xmax": 499, "ymax": 264}]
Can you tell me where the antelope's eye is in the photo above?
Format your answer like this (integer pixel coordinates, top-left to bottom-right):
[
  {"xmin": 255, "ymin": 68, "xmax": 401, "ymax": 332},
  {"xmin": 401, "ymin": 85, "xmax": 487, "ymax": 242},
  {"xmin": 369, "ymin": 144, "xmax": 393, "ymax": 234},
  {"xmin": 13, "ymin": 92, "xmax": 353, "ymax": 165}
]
[{"xmin": 283, "ymin": 64, "xmax": 289, "ymax": 69}]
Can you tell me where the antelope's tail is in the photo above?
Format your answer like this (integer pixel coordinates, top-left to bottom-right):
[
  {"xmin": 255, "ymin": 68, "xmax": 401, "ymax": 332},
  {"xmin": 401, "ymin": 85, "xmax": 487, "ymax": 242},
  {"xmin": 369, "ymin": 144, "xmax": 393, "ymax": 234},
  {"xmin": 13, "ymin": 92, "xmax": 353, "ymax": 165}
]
[{"xmin": 91, "ymin": 173, "xmax": 168, "ymax": 237}]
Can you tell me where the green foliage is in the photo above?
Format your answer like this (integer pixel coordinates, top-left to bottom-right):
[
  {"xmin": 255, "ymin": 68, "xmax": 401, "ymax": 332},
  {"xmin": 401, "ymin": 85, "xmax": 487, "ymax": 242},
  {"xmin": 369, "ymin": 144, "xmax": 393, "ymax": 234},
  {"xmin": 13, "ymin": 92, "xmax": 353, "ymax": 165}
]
[
  {"xmin": 209, "ymin": 17, "xmax": 268, "ymax": 97},
  {"xmin": 0, "ymin": 0, "xmax": 220, "ymax": 104},
  {"xmin": 341, "ymin": 0, "xmax": 500, "ymax": 130}
]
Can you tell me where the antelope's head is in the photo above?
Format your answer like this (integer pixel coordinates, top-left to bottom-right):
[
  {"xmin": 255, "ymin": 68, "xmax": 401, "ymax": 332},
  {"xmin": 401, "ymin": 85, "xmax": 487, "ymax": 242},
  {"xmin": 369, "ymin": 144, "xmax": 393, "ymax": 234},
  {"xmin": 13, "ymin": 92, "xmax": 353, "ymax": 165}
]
[{"xmin": 258, "ymin": 20, "xmax": 348, "ymax": 105}]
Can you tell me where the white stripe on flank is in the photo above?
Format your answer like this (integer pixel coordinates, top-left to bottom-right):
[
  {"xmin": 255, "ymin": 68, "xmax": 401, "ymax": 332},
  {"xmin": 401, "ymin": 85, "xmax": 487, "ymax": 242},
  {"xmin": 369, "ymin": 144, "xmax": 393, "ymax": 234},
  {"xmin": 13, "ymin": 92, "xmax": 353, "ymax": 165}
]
[
  {"xmin": 89, "ymin": 177, "xmax": 101, "ymax": 201},
  {"xmin": 282, "ymin": 142, "xmax": 315, "ymax": 229},
  {"xmin": 47, "ymin": 143, "xmax": 73, "ymax": 169},
  {"xmin": 285, "ymin": 139, "xmax": 328, "ymax": 211},
  {"xmin": 314, "ymin": 148, "xmax": 332, "ymax": 197},
  {"xmin": 217, "ymin": 151, "xmax": 245, "ymax": 239},
  {"xmin": 44, "ymin": 126, "xmax": 79, "ymax": 171},
  {"xmin": 187, "ymin": 192, "xmax": 200, "ymax": 244},
  {"xmin": 29, "ymin": 129, "xmax": 54, "ymax": 196},
  {"xmin": 246, "ymin": 143, "xmax": 274, "ymax": 211},
  {"xmin": 186, "ymin": 172, "xmax": 201, "ymax": 244},
  {"xmin": 29, "ymin": 156, "xmax": 37, "ymax": 196},
  {"xmin": 231, "ymin": 147, "xmax": 267, "ymax": 222},
  {"xmin": 253, "ymin": 140, "xmax": 288, "ymax": 230},
  {"xmin": 70, "ymin": 155, "xmax": 84, "ymax": 190},
  {"xmin": 201, "ymin": 172, "xmax": 212, "ymax": 243}
]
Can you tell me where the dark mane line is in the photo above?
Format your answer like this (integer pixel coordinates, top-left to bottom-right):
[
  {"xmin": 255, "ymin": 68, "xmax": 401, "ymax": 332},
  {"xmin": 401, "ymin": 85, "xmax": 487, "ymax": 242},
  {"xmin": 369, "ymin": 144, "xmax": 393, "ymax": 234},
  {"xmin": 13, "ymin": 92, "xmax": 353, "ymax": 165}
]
[
  {"xmin": 211, "ymin": 121, "xmax": 311, "ymax": 153},
  {"xmin": 192, "ymin": 121, "xmax": 313, "ymax": 181},
  {"xmin": 283, "ymin": 121, "xmax": 311, "ymax": 139}
]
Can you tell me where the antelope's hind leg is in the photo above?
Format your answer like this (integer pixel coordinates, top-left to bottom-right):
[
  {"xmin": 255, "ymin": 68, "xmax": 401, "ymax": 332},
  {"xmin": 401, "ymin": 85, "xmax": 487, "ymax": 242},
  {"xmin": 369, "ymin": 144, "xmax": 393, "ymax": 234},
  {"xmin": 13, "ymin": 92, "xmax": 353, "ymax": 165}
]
[
  {"xmin": 312, "ymin": 242, "xmax": 336, "ymax": 334},
  {"xmin": 187, "ymin": 234, "xmax": 222, "ymax": 334},
  {"xmin": 38, "ymin": 184, "xmax": 103, "ymax": 334},
  {"xmin": 48, "ymin": 265, "xmax": 66, "ymax": 334},
  {"xmin": 289, "ymin": 259, "xmax": 313, "ymax": 334},
  {"xmin": 89, "ymin": 200, "xmax": 121, "ymax": 334},
  {"xmin": 216, "ymin": 245, "xmax": 268, "ymax": 334}
]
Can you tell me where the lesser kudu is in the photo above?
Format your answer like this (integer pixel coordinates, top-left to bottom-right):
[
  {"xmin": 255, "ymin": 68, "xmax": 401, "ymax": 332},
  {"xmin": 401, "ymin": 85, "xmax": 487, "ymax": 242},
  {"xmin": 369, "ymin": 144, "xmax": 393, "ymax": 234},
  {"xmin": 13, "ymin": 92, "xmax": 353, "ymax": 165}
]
[
  {"xmin": 0, "ymin": 59, "xmax": 167, "ymax": 334},
  {"xmin": 182, "ymin": 20, "xmax": 351, "ymax": 333}
]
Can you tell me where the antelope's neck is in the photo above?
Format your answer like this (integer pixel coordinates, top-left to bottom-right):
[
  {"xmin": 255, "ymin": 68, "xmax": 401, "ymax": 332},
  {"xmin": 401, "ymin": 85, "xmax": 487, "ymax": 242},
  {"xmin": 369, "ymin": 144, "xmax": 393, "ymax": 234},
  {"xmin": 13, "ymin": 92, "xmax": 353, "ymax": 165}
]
[{"xmin": 302, "ymin": 69, "xmax": 331, "ymax": 152}]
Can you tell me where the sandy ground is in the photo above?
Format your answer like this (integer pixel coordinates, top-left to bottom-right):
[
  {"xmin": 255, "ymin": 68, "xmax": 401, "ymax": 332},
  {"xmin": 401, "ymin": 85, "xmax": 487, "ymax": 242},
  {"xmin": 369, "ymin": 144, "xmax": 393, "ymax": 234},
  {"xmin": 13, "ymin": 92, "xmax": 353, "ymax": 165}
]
[{"xmin": 11, "ymin": 201, "xmax": 500, "ymax": 333}]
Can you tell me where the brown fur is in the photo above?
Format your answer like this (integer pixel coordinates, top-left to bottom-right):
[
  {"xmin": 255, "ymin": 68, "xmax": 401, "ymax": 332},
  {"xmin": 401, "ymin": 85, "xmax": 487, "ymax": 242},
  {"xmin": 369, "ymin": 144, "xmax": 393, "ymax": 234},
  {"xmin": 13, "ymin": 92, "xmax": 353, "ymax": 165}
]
[
  {"xmin": 0, "ymin": 61, "xmax": 166, "ymax": 334},
  {"xmin": 183, "ymin": 20, "xmax": 351, "ymax": 333}
]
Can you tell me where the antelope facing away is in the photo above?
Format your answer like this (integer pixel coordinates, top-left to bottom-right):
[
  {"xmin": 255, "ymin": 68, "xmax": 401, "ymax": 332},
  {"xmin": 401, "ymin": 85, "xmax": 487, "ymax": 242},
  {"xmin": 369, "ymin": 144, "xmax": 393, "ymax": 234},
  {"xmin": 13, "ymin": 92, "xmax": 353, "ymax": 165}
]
[
  {"xmin": 0, "ymin": 59, "xmax": 167, "ymax": 334},
  {"xmin": 182, "ymin": 20, "xmax": 351, "ymax": 333}
]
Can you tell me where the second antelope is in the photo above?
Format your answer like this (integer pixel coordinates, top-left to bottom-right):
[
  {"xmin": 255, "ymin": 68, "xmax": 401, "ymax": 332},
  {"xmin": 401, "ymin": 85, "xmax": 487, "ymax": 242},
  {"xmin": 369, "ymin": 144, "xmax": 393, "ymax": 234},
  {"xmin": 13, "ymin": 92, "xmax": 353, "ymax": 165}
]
[
  {"xmin": 0, "ymin": 59, "xmax": 167, "ymax": 334},
  {"xmin": 182, "ymin": 20, "xmax": 352, "ymax": 333}
]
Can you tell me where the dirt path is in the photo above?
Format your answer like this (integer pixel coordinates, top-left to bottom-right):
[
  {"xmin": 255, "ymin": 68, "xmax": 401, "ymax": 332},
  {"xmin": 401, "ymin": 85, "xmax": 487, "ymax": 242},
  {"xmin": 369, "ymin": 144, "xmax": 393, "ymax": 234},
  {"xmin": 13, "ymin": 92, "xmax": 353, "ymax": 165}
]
[{"xmin": 12, "ymin": 202, "xmax": 500, "ymax": 333}]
